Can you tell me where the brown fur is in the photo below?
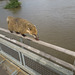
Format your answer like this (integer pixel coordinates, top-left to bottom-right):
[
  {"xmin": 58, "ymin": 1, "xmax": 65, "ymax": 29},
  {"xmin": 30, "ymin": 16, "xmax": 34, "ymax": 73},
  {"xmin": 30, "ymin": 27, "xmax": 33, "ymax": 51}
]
[{"xmin": 7, "ymin": 16, "xmax": 38, "ymax": 38}]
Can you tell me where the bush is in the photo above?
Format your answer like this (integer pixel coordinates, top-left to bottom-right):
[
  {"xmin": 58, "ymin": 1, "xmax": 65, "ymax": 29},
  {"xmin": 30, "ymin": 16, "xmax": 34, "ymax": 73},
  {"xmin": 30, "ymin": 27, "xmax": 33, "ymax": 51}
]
[{"xmin": 4, "ymin": 0, "xmax": 21, "ymax": 9}]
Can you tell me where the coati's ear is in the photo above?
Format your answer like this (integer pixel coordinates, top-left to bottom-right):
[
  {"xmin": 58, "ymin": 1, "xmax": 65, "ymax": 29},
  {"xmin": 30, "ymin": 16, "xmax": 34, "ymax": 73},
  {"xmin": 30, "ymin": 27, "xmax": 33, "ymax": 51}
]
[
  {"xmin": 7, "ymin": 20, "xmax": 9, "ymax": 24},
  {"xmin": 7, "ymin": 21, "xmax": 9, "ymax": 24},
  {"xmin": 7, "ymin": 17, "xmax": 9, "ymax": 24}
]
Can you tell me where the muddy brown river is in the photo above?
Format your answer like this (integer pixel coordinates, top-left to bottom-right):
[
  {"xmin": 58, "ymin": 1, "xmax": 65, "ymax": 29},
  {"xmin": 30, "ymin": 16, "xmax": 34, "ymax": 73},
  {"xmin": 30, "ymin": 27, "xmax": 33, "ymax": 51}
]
[{"xmin": 0, "ymin": 0, "xmax": 75, "ymax": 64}]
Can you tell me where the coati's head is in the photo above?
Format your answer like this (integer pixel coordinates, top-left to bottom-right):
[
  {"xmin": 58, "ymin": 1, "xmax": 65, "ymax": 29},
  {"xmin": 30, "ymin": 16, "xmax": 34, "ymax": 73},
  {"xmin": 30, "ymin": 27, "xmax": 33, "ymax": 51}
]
[{"xmin": 26, "ymin": 23, "xmax": 39, "ymax": 40}]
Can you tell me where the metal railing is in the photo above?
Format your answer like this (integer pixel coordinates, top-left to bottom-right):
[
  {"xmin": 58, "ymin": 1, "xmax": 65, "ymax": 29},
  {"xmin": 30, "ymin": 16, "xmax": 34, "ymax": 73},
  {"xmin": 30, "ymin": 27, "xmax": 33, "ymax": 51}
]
[{"xmin": 0, "ymin": 28, "xmax": 75, "ymax": 75}]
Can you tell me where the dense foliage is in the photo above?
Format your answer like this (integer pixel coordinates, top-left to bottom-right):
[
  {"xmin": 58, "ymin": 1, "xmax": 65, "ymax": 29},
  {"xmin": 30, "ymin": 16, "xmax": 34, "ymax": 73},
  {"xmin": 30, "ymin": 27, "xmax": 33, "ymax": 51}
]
[{"xmin": 4, "ymin": 0, "xmax": 21, "ymax": 9}]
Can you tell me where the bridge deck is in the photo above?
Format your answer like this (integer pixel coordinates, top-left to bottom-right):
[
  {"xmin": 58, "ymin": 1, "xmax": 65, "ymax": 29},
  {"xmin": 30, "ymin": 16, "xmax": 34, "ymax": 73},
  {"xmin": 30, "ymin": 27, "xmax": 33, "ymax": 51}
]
[
  {"xmin": 0, "ymin": 54, "xmax": 29, "ymax": 75},
  {"xmin": 0, "ymin": 66, "xmax": 8, "ymax": 75}
]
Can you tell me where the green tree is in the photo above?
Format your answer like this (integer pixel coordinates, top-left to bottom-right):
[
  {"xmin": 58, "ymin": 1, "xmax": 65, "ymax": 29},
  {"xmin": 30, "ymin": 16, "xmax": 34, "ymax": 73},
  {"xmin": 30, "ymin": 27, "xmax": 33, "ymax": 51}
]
[
  {"xmin": 9, "ymin": 0, "xmax": 18, "ymax": 2},
  {"xmin": 4, "ymin": 0, "xmax": 21, "ymax": 9}
]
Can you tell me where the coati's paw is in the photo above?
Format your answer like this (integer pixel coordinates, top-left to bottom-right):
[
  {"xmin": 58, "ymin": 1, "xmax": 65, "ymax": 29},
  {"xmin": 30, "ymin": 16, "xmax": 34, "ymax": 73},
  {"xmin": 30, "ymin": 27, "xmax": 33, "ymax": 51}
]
[
  {"xmin": 10, "ymin": 31, "xmax": 13, "ymax": 33},
  {"xmin": 16, "ymin": 32, "xmax": 20, "ymax": 34},
  {"xmin": 21, "ymin": 34, "xmax": 26, "ymax": 37}
]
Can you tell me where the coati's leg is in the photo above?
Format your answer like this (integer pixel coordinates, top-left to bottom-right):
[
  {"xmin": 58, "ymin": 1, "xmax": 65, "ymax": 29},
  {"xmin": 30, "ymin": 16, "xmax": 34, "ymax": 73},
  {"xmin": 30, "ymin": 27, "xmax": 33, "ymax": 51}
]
[
  {"xmin": 21, "ymin": 34, "xmax": 26, "ymax": 37},
  {"xmin": 8, "ymin": 27, "xmax": 13, "ymax": 33},
  {"xmin": 10, "ymin": 31, "xmax": 13, "ymax": 33},
  {"xmin": 20, "ymin": 31, "xmax": 26, "ymax": 37},
  {"xmin": 16, "ymin": 32, "xmax": 20, "ymax": 34}
]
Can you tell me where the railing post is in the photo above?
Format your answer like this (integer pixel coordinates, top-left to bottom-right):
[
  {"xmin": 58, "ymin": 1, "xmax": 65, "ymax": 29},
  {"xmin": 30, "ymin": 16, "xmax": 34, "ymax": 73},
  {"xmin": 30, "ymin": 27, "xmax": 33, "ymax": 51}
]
[
  {"xmin": 19, "ymin": 38, "xmax": 26, "ymax": 66},
  {"xmin": 22, "ymin": 53, "xmax": 25, "ymax": 66},
  {"xmin": 18, "ymin": 52, "xmax": 22, "ymax": 64}
]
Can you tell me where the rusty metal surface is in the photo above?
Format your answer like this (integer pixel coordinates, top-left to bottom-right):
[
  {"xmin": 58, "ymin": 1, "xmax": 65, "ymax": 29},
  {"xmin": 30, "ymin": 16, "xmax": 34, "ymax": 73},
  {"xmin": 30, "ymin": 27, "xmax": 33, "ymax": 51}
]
[
  {"xmin": 0, "ymin": 54, "xmax": 29, "ymax": 75},
  {"xmin": 0, "ymin": 66, "xmax": 8, "ymax": 75}
]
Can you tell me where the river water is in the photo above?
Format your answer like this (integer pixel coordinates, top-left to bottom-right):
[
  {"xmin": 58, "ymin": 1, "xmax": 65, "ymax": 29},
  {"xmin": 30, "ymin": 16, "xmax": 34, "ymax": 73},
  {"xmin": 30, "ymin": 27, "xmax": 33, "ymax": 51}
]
[{"xmin": 0, "ymin": 0, "xmax": 75, "ymax": 64}]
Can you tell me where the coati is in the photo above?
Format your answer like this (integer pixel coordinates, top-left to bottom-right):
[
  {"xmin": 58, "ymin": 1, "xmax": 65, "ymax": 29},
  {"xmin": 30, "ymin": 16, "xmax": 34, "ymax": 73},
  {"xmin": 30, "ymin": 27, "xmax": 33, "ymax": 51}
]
[{"xmin": 7, "ymin": 16, "xmax": 39, "ymax": 40}]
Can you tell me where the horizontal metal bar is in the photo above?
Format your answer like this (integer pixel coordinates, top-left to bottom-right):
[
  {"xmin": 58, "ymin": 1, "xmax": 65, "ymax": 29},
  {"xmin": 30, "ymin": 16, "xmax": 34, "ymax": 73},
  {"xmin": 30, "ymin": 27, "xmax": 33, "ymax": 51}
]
[
  {"xmin": 0, "ymin": 37, "xmax": 74, "ymax": 74},
  {"xmin": 0, "ymin": 28, "xmax": 75, "ymax": 57}
]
